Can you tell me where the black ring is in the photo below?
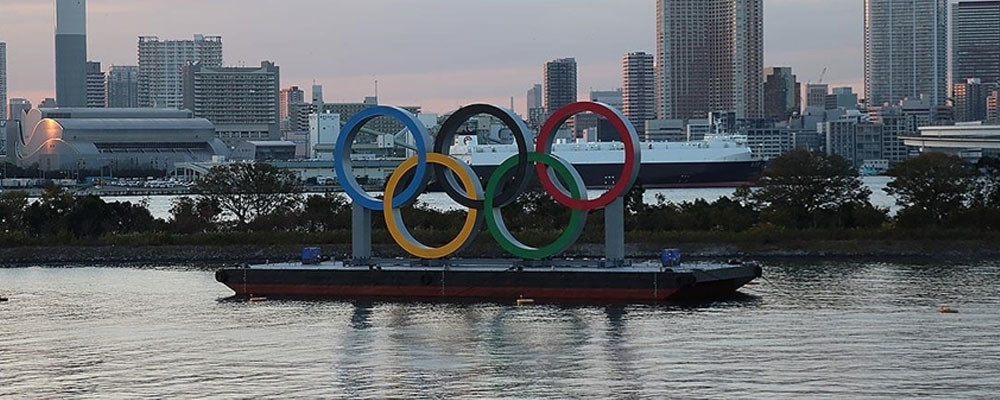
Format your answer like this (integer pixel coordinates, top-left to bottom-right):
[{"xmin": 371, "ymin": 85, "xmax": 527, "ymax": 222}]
[{"xmin": 433, "ymin": 104, "xmax": 533, "ymax": 209}]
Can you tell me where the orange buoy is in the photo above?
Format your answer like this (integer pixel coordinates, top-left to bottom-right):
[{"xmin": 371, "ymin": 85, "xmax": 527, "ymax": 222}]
[{"xmin": 938, "ymin": 306, "xmax": 959, "ymax": 314}]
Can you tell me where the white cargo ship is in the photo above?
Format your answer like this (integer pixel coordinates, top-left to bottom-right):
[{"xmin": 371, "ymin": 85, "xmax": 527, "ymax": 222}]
[{"xmin": 449, "ymin": 135, "xmax": 763, "ymax": 188}]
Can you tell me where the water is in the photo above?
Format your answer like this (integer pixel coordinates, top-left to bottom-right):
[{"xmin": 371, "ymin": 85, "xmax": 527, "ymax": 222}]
[
  {"xmin": 2, "ymin": 261, "xmax": 998, "ymax": 398},
  {"xmin": 103, "ymin": 176, "xmax": 898, "ymax": 220}
]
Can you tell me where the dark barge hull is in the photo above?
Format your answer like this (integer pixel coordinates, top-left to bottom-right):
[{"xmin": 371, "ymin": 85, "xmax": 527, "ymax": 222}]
[{"xmin": 216, "ymin": 262, "xmax": 762, "ymax": 303}]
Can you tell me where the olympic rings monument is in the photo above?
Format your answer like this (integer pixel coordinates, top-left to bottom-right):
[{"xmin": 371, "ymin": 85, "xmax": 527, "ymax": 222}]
[
  {"xmin": 214, "ymin": 101, "xmax": 761, "ymax": 302},
  {"xmin": 336, "ymin": 101, "xmax": 638, "ymax": 266}
]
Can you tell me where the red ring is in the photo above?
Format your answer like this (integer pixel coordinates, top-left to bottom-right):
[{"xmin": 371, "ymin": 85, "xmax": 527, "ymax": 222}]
[{"xmin": 534, "ymin": 101, "xmax": 641, "ymax": 211}]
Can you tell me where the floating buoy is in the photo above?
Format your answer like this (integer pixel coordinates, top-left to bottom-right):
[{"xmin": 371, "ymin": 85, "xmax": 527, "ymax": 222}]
[
  {"xmin": 249, "ymin": 296, "xmax": 268, "ymax": 303},
  {"xmin": 516, "ymin": 297, "xmax": 535, "ymax": 306},
  {"xmin": 938, "ymin": 306, "xmax": 959, "ymax": 314}
]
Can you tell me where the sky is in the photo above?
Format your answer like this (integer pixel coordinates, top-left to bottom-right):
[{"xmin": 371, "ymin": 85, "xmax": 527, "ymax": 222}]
[{"xmin": 0, "ymin": 0, "xmax": 865, "ymax": 114}]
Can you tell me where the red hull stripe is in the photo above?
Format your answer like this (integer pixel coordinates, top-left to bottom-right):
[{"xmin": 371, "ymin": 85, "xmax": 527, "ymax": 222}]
[{"xmin": 228, "ymin": 284, "xmax": 681, "ymax": 301}]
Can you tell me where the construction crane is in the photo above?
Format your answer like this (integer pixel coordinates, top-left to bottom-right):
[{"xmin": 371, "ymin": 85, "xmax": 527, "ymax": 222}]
[{"xmin": 817, "ymin": 67, "xmax": 827, "ymax": 84}]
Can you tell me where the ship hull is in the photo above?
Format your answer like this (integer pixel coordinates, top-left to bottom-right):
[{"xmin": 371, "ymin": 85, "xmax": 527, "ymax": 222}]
[
  {"xmin": 216, "ymin": 262, "xmax": 761, "ymax": 303},
  {"xmin": 470, "ymin": 160, "xmax": 763, "ymax": 189}
]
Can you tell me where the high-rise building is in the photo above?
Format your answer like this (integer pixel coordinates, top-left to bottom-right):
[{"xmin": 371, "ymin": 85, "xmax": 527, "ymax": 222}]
[
  {"xmin": 655, "ymin": 0, "xmax": 763, "ymax": 120},
  {"xmin": 544, "ymin": 58, "xmax": 577, "ymax": 115},
  {"xmin": 526, "ymin": 84, "xmax": 544, "ymax": 127},
  {"xmin": 280, "ymin": 86, "xmax": 305, "ymax": 121},
  {"xmin": 622, "ymin": 52, "xmax": 656, "ymax": 134},
  {"xmin": 182, "ymin": 61, "xmax": 280, "ymax": 147},
  {"xmin": 85, "ymin": 61, "xmax": 105, "ymax": 108},
  {"xmin": 106, "ymin": 65, "xmax": 139, "ymax": 108},
  {"xmin": 864, "ymin": 0, "xmax": 948, "ymax": 107},
  {"xmin": 952, "ymin": 1, "xmax": 1000, "ymax": 85},
  {"xmin": 1, "ymin": 42, "xmax": 6, "ymax": 121},
  {"xmin": 55, "ymin": 0, "xmax": 88, "ymax": 108},
  {"xmin": 988, "ymin": 90, "xmax": 1000, "ymax": 124},
  {"xmin": 805, "ymin": 84, "xmax": 829, "ymax": 109},
  {"xmin": 954, "ymin": 79, "xmax": 998, "ymax": 123},
  {"xmin": 138, "ymin": 34, "xmax": 223, "ymax": 108},
  {"xmin": 526, "ymin": 84, "xmax": 542, "ymax": 112},
  {"xmin": 311, "ymin": 84, "xmax": 323, "ymax": 105},
  {"xmin": 763, "ymin": 66, "xmax": 799, "ymax": 121},
  {"xmin": 8, "ymin": 98, "xmax": 31, "ymax": 121}
]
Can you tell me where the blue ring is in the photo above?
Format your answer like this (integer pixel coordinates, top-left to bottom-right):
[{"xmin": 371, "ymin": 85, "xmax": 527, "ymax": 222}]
[{"xmin": 335, "ymin": 105, "xmax": 432, "ymax": 210}]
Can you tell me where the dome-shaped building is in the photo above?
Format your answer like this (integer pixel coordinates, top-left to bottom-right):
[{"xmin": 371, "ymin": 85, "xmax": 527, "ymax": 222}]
[{"xmin": 6, "ymin": 108, "xmax": 229, "ymax": 172}]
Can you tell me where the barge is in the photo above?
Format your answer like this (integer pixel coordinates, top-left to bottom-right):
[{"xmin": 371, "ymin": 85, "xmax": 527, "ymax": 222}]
[{"xmin": 215, "ymin": 256, "xmax": 761, "ymax": 303}]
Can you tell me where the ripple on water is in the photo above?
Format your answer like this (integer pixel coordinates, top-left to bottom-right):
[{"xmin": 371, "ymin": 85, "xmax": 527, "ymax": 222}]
[{"xmin": 1, "ymin": 261, "xmax": 999, "ymax": 398}]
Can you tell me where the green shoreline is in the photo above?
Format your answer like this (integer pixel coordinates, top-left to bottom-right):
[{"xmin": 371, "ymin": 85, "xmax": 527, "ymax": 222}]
[{"xmin": 3, "ymin": 237, "xmax": 998, "ymax": 267}]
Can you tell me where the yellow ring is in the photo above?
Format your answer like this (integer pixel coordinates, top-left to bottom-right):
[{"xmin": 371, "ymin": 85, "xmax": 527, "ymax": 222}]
[{"xmin": 384, "ymin": 152, "xmax": 482, "ymax": 259}]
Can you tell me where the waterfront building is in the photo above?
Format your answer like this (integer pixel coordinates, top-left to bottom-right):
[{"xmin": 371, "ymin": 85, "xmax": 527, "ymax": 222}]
[
  {"xmin": 232, "ymin": 141, "xmax": 297, "ymax": 161},
  {"xmin": 623, "ymin": 52, "xmax": 656, "ymax": 135},
  {"xmin": 9, "ymin": 108, "xmax": 227, "ymax": 171},
  {"xmin": 0, "ymin": 42, "xmax": 6, "ymax": 122},
  {"xmin": 952, "ymin": 1, "xmax": 1000, "ymax": 85},
  {"xmin": 182, "ymin": 61, "xmax": 280, "ymax": 148},
  {"xmin": 908, "ymin": 124, "xmax": 1000, "ymax": 161},
  {"xmin": 288, "ymin": 100, "xmax": 420, "ymax": 138},
  {"xmin": 868, "ymin": 105, "xmax": 918, "ymax": 165},
  {"xmin": 763, "ymin": 66, "xmax": 799, "ymax": 121},
  {"xmin": 8, "ymin": 98, "xmax": 31, "ymax": 122},
  {"xmin": 745, "ymin": 127, "xmax": 792, "ymax": 160},
  {"xmin": 105, "ymin": 65, "xmax": 139, "ymax": 108},
  {"xmin": 138, "ymin": 34, "xmax": 223, "ymax": 108},
  {"xmin": 55, "ymin": 0, "xmax": 88, "ymax": 108},
  {"xmin": 822, "ymin": 119, "xmax": 884, "ymax": 168},
  {"xmin": 544, "ymin": 58, "xmax": 577, "ymax": 115},
  {"xmin": 954, "ymin": 79, "xmax": 999, "ymax": 123},
  {"xmin": 86, "ymin": 61, "xmax": 105, "ymax": 108},
  {"xmin": 865, "ymin": 0, "xmax": 948, "ymax": 107},
  {"xmin": 309, "ymin": 112, "xmax": 340, "ymax": 160},
  {"xmin": 655, "ymin": 0, "xmax": 763, "ymax": 120}
]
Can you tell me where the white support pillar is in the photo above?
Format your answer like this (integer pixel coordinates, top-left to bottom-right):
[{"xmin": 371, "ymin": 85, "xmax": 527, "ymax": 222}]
[
  {"xmin": 352, "ymin": 202, "xmax": 371, "ymax": 264},
  {"xmin": 604, "ymin": 197, "xmax": 625, "ymax": 267}
]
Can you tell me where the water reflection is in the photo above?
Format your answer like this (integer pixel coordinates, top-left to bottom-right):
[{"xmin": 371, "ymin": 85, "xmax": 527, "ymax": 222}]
[{"xmin": 1, "ymin": 262, "xmax": 999, "ymax": 398}]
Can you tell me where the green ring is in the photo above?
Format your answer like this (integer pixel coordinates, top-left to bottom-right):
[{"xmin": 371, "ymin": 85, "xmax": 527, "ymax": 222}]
[{"xmin": 484, "ymin": 152, "xmax": 588, "ymax": 260}]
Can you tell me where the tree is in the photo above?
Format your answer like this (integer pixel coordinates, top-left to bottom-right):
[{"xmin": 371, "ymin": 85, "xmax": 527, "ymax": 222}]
[
  {"xmin": 741, "ymin": 150, "xmax": 879, "ymax": 229},
  {"xmin": 886, "ymin": 153, "xmax": 978, "ymax": 225},
  {"xmin": 24, "ymin": 185, "xmax": 75, "ymax": 236},
  {"xmin": 300, "ymin": 193, "xmax": 351, "ymax": 232},
  {"xmin": 193, "ymin": 162, "xmax": 303, "ymax": 227},
  {"xmin": 169, "ymin": 196, "xmax": 222, "ymax": 234},
  {"xmin": 0, "ymin": 191, "xmax": 29, "ymax": 233},
  {"xmin": 974, "ymin": 157, "xmax": 1000, "ymax": 209}
]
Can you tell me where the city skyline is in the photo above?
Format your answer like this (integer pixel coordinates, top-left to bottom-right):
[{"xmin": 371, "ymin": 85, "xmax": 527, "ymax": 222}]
[{"xmin": 2, "ymin": 0, "xmax": 863, "ymax": 114}]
